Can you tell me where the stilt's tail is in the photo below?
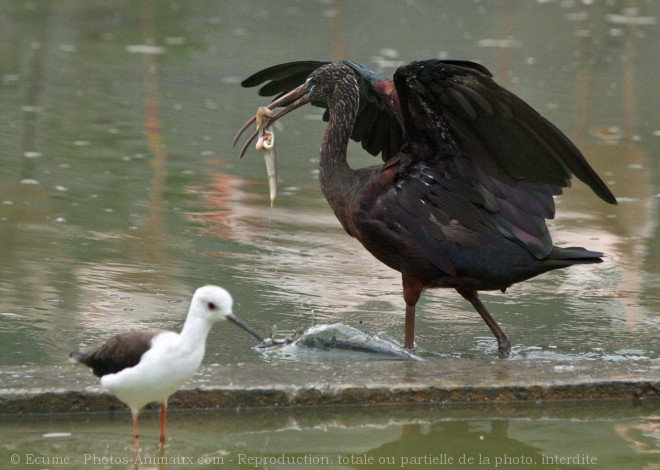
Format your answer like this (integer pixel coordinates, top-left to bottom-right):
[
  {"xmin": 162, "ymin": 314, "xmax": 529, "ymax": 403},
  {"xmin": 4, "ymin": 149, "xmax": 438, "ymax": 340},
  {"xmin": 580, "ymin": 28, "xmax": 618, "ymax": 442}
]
[{"xmin": 68, "ymin": 351, "xmax": 85, "ymax": 363}]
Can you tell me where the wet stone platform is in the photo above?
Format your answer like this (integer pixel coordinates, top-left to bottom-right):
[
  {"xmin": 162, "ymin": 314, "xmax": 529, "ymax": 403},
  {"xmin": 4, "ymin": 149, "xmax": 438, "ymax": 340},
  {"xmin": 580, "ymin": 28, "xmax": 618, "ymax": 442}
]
[{"xmin": 1, "ymin": 360, "xmax": 658, "ymax": 415}]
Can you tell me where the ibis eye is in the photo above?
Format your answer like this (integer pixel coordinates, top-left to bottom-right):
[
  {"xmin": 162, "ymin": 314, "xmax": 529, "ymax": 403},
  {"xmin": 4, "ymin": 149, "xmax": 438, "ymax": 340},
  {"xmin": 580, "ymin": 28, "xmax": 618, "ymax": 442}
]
[{"xmin": 207, "ymin": 302, "xmax": 217, "ymax": 310}]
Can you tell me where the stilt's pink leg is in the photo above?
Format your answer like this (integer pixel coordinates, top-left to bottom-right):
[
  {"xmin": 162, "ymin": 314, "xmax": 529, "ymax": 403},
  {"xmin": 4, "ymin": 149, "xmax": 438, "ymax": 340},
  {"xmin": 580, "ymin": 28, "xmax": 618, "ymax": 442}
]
[
  {"xmin": 159, "ymin": 402, "xmax": 168, "ymax": 448},
  {"xmin": 131, "ymin": 409, "xmax": 140, "ymax": 458}
]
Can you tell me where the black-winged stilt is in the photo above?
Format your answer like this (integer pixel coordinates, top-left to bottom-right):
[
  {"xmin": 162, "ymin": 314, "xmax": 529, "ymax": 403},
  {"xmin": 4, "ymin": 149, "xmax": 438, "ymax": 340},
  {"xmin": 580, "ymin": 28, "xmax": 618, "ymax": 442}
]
[{"xmin": 70, "ymin": 285, "xmax": 263, "ymax": 453}]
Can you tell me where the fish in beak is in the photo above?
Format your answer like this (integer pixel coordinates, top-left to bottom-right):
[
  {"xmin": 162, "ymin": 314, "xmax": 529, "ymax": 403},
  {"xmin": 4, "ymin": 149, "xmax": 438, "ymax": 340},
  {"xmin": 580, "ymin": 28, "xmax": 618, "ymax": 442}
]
[
  {"xmin": 254, "ymin": 107, "xmax": 277, "ymax": 206},
  {"xmin": 232, "ymin": 82, "xmax": 312, "ymax": 159}
]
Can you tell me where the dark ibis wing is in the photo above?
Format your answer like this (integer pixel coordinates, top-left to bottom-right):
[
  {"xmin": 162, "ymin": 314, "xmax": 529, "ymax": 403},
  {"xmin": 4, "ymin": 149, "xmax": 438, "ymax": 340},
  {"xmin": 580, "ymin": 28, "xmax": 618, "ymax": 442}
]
[
  {"xmin": 70, "ymin": 330, "xmax": 165, "ymax": 378},
  {"xmin": 368, "ymin": 154, "xmax": 558, "ymax": 276},
  {"xmin": 242, "ymin": 60, "xmax": 331, "ymax": 98},
  {"xmin": 370, "ymin": 60, "xmax": 616, "ymax": 264},
  {"xmin": 241, "ymin": 60, "xmax": 404, "ymax": 161},
  {"xmin": 393, "ymin": 60, "xmax": 616, "ymax": 204},
  {"xmin": 361, "ymin": 156, "xmax": 492, "ymax": 276}
]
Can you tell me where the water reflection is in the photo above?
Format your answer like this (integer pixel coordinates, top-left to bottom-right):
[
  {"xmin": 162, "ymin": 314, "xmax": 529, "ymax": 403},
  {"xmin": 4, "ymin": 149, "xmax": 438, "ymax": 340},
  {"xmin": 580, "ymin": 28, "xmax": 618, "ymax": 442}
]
[
  {"xmin": 1, "ymin": 403, "xmax": 656, "ymax": 469},
  {"xmin": 0, "ymin": 0, "xmax": 658, "ymax": 367}
]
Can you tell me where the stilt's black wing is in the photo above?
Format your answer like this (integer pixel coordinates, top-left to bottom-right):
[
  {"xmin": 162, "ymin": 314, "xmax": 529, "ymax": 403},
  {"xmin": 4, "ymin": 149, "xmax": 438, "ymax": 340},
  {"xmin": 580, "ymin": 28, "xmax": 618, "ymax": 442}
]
[{"xmin": 70, "ymin": 330, "xmax": 165, "ymax": 377}]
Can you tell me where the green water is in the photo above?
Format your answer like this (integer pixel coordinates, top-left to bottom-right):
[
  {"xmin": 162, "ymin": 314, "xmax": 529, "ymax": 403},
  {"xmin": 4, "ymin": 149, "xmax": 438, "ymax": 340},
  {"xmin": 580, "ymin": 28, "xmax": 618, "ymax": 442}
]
[
  {"xmin": 0, "ymin": 0, "xmax": 658, "ymax": 467},
  {"xmin": 0, "ymin": 0, "xmax": 658, "ymax": 366},
  {"xmin": 1, "ymin": 402, "xmax": 658, "ymax": 469}
]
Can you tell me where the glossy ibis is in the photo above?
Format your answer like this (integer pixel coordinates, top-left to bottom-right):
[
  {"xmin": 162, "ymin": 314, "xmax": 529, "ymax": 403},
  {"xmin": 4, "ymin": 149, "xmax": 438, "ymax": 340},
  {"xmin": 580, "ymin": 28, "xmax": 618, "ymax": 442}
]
[
  {"xmin": 234, "ymin": 60, "xmax": 616, "ymax": 355},
  {"xmin": 70, "ymin": 285, "xmax": 263, "ymax": 452}
]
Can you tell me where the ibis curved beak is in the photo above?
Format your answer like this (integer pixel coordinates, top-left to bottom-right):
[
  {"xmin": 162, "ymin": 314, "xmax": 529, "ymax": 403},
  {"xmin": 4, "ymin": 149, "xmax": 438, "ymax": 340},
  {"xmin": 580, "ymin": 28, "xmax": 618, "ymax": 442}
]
[
  {"xmin": 226, "ymin": 312, "xmax": 265, "ymax": 342},
  {"xmin": 233, "ymin": 82, "xmax": 312, "ymax": 158}
]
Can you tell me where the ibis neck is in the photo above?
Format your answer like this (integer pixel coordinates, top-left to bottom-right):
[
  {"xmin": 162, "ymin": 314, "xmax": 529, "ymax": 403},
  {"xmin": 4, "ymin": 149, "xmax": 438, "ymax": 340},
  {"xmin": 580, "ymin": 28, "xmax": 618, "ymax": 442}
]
[{"xmin": 318, "ymin": 93, "xmax": 359, "ymax": 208}]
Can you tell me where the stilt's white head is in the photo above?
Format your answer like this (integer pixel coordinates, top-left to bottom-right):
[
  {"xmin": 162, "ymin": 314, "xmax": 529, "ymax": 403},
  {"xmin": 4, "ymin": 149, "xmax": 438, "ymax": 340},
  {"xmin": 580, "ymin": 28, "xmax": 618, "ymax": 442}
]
[
  {"xmin": 190, "ymin": 285, "xmax": 264, "ymax": 341},
  {"xmin": 191, "ymin": 285, "xmax": 234, "ymax": 322}
]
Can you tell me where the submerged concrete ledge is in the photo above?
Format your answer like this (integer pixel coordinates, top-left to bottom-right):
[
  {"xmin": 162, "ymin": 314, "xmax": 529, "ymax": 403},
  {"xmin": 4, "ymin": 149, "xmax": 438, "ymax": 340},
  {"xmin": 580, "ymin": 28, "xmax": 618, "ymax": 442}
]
[{"xmin": 1, "ymin": 359, "xmax": 658, "ymax": 415}]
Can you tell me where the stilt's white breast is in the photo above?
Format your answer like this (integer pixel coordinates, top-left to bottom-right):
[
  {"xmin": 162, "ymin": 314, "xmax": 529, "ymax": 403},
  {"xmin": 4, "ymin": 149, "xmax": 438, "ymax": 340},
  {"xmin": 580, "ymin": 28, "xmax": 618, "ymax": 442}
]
[{"xmin": 100, "ymin": 331, "xmax": 205, "ymax": 410}]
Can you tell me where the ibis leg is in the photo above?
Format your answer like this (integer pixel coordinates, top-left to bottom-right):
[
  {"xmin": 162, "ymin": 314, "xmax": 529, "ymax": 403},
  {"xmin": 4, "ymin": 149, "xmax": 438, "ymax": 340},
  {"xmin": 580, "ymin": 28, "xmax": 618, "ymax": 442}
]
[
  {"xmin": 404, "ymin": 303, "xmax": 416, "ymax": 350},
  {"xmin": 402, "ymin": 274, "xmax": 423, "ymax": 350},
  {"xmin": 159, "ymin": 402, "xmax": 167, "ymax": 448},
  {"xmin": 457, "ymin": 288, "xmax": 511, "ymax": 356}
]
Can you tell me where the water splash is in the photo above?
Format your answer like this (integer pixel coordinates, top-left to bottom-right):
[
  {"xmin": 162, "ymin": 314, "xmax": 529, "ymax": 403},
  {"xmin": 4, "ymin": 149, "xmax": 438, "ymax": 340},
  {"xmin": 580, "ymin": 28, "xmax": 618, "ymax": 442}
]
[{"xmin": 255, "ymin": 323, "xmax": 424, "ymax": 361}]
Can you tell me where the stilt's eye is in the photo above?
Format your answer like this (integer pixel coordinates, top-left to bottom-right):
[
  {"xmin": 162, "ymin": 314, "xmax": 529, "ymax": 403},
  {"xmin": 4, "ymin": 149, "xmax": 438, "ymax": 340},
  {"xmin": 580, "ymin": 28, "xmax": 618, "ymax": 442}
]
[{"xmin": 207, "ymin": 302, "xmax": 217, "ymax": 310}]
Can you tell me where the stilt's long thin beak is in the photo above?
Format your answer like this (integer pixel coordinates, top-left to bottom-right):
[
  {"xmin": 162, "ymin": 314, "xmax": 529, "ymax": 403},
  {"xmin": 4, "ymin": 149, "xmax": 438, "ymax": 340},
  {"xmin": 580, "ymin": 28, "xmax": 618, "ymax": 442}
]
[
  {"xmin": 233, "ymin": 83, "xmax": 311, "ymax": 158},
  {"xmin": 226, "ymin": 313, "xmax": 264, "ymax": 342}
]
